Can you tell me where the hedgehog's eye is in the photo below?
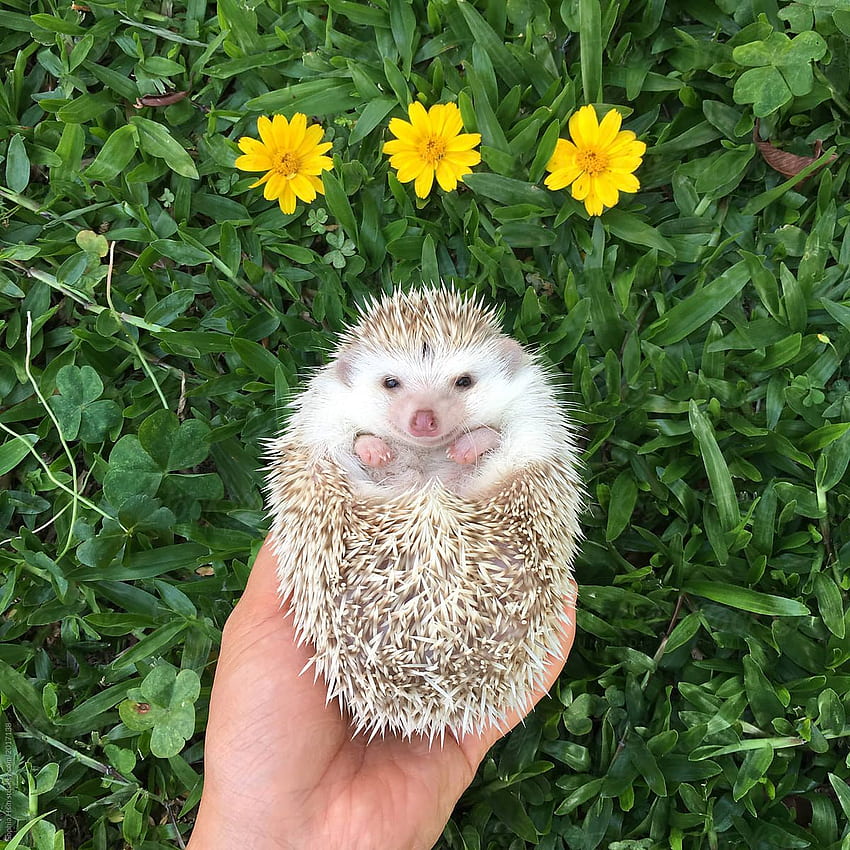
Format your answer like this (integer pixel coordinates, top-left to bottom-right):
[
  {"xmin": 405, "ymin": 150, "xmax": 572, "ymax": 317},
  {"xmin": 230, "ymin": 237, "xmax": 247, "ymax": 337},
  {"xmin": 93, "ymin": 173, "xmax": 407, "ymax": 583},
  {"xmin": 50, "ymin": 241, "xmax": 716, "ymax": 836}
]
[
  {"xmin": 455, "ymin": 375, "xmax": 474, "ymax": 389},
  {"xmin": 383, "ymin": 377, "xmax": 401, "ymax": 389}
]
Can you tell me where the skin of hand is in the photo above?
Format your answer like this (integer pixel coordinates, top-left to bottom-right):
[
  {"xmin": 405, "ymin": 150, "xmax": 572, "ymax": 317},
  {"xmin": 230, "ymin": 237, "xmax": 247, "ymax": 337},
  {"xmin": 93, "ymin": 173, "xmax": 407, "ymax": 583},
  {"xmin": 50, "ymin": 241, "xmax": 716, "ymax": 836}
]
[{"xmin": 186, "ymin": 536, "xmax": 577, "ymax": 850}]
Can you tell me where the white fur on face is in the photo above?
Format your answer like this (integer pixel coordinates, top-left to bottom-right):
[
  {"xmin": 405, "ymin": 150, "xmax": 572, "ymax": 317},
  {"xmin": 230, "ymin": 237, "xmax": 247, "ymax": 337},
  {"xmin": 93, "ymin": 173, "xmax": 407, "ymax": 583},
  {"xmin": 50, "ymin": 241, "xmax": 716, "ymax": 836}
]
[
  {"xmin": 289, "ymin": 296, "xmax": 575, "ymax": 484},
  {"xmin": 336, "ymin": 340, "xmax": 529, "ymax": 446}
]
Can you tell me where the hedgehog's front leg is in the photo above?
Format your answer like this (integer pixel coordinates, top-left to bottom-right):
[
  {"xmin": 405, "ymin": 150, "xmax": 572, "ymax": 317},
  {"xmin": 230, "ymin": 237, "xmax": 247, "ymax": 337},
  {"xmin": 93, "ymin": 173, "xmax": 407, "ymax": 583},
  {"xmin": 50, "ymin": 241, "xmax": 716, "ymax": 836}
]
[
  {"xmin": 354, "ymin": 434, "xmax": 395, "ymax": 468},
  {"xmin": 447, "ymin": 426, "xmax": 501, "ymax": 465}
]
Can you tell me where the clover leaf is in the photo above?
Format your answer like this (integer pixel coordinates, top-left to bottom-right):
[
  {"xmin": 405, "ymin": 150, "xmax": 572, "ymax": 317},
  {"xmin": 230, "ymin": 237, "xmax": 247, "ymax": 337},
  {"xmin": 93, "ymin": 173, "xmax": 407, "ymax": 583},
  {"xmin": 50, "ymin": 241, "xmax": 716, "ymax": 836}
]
[
  {"xmin": 777, "ymin": 0, "xmax": 850, "ymax": 34},
  {"xmin": 75, "ymin": 229, "xmax": 109, "ymax": 258},
  {"xmin": 103, "ymin": 744, "xmax": 137, "ymax": 779},
  {"xmin": 119, "ymin": 665, "xmax": 200, "ymax": 757},
  {"xmin": 102, "ymin": 435, "xmax": 163, "ymax": 506},
  {"xmin": 138, "ymin": 408, "xmax": 211, "ymax": 471},
  {"xmin": 103, "ymin": 409, "xmax": 212, "ymax": 508},
  {"xmin": 323, "ymin": 230, "xmax": 356, "ymax": 268},
  {"xmin": 306, "ymin": 206, "xmax": 329, "ymax": 233},
  {"xmin": 117, "ymin": 494, "xmax": 177, "ymax": 536},
  {"xmin": 76, "ymin": 531, "xmax": 126, "ymax": 569},
  {"xmin": 47, "ymin": 365, "xmax": 122, "ymax": 442},
  {"xmin": 732, "ymin": 30, "xmax": 827, "ymax": 116}
]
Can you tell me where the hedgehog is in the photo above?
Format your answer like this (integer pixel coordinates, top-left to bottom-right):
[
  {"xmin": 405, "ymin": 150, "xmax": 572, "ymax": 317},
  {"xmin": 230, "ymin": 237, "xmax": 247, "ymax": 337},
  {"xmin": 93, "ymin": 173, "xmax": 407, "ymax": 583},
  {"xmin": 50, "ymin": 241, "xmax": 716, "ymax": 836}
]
[{"xmin": 265, "ymin": 288, "xmax": 583, "ymax": 740}]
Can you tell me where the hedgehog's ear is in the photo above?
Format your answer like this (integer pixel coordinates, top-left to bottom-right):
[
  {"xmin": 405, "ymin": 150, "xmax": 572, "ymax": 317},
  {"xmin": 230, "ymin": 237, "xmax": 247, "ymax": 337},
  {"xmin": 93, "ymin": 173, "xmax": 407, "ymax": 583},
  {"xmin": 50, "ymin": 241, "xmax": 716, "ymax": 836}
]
[
  {"xmin": 499, "ymin": 338, "xmax": 526, "ymax": 373},
  {"xmin": 334, "ymin": 347, "xmax": 354, "ymax": 386}
]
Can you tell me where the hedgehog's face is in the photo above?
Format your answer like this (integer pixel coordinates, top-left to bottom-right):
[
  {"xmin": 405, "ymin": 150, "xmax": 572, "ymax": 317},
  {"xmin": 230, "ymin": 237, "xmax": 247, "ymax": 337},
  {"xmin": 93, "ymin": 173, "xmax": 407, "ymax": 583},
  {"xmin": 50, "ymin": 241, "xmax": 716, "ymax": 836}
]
[{"xmin": 334, "ymin": 336, "xmax": 527, "ymax": 447}]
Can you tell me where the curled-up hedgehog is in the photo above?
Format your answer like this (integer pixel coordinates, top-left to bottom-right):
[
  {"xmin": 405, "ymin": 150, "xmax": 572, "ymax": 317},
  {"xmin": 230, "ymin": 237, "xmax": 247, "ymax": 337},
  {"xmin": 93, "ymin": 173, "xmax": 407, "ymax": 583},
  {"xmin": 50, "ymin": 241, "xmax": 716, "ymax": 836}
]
[{"xmin": 266, "ymin": 287, "xmax": 583, "ymax": 740}]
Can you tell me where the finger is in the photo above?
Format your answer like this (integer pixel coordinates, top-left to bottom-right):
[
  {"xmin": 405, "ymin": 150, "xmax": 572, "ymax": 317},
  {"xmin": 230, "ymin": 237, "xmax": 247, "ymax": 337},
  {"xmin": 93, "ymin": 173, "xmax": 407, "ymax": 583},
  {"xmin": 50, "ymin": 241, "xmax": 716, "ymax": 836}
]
[
  {"xmin": 217, "ymin": 537, "xmax": 319, "ymax": 707},
  {"xmin": 229, "ymin": 534, "xmax": 286, "ymax": 625},
  {"xmin": 213, "ymin": 536, "xmax": 348, "ymax": 755},
  {"xmin": 220, "ymin": 537, "xmax": 321, "ymax": 702}
]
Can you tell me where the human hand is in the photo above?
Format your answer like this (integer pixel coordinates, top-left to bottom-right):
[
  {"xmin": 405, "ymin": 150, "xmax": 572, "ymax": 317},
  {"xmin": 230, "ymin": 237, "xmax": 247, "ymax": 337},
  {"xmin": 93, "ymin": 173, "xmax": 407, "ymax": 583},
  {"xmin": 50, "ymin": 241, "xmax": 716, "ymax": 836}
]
[{"xmin": 187, "ymin": 536, "xmax": 577, "ymax": 850}]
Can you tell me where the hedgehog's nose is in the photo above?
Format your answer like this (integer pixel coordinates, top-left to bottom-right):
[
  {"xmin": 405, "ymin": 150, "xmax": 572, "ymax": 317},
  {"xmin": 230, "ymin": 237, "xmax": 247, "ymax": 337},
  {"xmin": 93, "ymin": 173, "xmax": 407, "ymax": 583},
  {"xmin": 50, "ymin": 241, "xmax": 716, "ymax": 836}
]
[{"xmin": 409, "ymin": 409, "xmax": 439, "ymax": 437}]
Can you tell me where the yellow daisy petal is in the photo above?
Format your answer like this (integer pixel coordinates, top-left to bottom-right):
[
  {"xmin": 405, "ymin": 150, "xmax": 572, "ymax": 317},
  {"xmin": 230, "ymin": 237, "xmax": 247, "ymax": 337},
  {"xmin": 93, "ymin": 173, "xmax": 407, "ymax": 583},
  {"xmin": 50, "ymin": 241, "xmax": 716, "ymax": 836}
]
[
  {"xmin": 271, "ymin": 114, "xmax": 292, "ymax": 149},
  {"xmin": 383, "ymin": 138, "xmax": 413, "ymax": 155},
  {"xmin": 395, "ymin": 158, "xmax": 429, "ymax": 184},
  {"xmin": 622, "ymin": 139, "xmax": 647, "ymax": 158},
  {"xmin": 388, "ymin": 151, "xmax": 424, "ymax": 172},
  {"xmin": 414, "ymin": 166, "xmax": 436, "ymax": 198},
  {"xmin": 287, "ymin": 112, "xmax": 307, "ymax": 149},
  {"xmin": 277, "ymin": 184, "xmax": 297, "ymax": 215},
  {"xmin": 237, "ymin": 136, "xmax": 267, "ymax": 156},
  {"xmin": 576, "ymin": 178, "xmax": 604, "ymax": 215},
  {"xmin": 257, "ymin": 115, "xmax": 275, "ymax": 148},
  {"xmin": 429, "ymin": 103, "xmax": 448, "ymax": 137},
  {"xmin": 300, "ymin": 155, "xmax": 334, "ymax": 176},
  {"xmin": 544, "ymin": 162, "xmax": 582, "ymax": 190},
  {"xmin": 597, "ymin": 109, "xmax": 623, "ymax": 149},
  {"xmin": 608, "ymin": 155, "xmax": 645, "ymax": 173},
  {"xmin": 430, "ymin": 103, "xmax": 464, "ymax": 139},
  {"xmin": 571, "ymin": 172, "xmax": 591, "ymax": 201},
  {"xmin": 296, "ymin": 125, "xmax": 327, "ymax": 157},
  {"xmin": 264, "ymin": 171, "xmax": 286, "ymax": 200},
  {"xmin": 584, "ymin": 195, "xmax": 604, "ymax": 216},
  {"xmin": 435, "ymin": 160, "xmax": 462, "ymax": 191},
  {"xmin": 443, "ymin": 103, "xmax": 464, "ymax": 136},
  {"xmin": 608, "ymin": 137, "xmax": 645, "ymax": 157},
  {"xmin": 607, "ymin": 135, "xmax": 645, "ymax": 158},
  {"xmin": 444, "ymin": 150, "xmax": 481, "ymax": 168},
  {"xmin": 289, "ymin": 172, "xmax": 317, "ymax": 204},
  {"xmin": 235, "ymin": 153, "xmax": 273, "ymax": 172},
  {"xmin": 546, "ymin": 138, "xmax": 577, "ymax": 172},
  {"xmin": 568, "ymin": 105, "xmax": 600, "ymax": 150},
  {"xmin": 445, "ymin": 132, "xmax": 482, "ymax": 152},
  {"xmin": 407, "ymin": 101, "xmax": 431, "ymax": 133},
  {"xmin": 387, "ymin": 117, "xmax": 418, "ymax": 143},
  {"xmin": 612, "ymin": 171, "xmax": 640, "ymax": 193},
  {"xmin": 593, "ymin": 173, "xmax": 621, "ymax": 208},
  {"xmin": 606, "ymin": 130, "xmax": 637, "ymax": 151}
]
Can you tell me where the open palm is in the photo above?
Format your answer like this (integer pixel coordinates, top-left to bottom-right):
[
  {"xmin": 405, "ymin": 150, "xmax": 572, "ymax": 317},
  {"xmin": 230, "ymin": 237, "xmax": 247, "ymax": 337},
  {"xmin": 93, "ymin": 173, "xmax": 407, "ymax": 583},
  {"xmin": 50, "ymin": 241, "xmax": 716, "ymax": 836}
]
[{"xmin": 187, "ymin": 537, "xmax": 577, "ymax": 850}]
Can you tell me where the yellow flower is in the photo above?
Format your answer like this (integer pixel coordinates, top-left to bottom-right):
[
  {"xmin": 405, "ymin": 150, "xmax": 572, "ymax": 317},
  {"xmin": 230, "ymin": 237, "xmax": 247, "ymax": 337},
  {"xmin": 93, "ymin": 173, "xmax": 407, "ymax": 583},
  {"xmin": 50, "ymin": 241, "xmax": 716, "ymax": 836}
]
[
  {"xmin": 383, "ymin": 102, "xmax": 481, "ymax": 198},
  {"xmin": 544, "ymin": 105, "xmax": 646, "ymax": 216},
  {"xmin": 235, "ymin": 113, "xmax": 333, "ymax": 215}
]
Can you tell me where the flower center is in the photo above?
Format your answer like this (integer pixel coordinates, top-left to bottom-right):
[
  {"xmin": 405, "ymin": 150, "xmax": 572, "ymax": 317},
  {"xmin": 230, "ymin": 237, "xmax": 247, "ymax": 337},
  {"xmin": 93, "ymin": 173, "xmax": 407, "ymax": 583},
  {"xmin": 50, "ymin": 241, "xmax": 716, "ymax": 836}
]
[
  {"xmin": 422, "ymin": 136, "xmax": 447, "ymax": 165},
  {"xmin": 576, "ymin": 149, "xmax": 610, "ymax": 176},
  {"xmin": 274, "ymin": 151, "xmax": 301, "ymax": 178}
]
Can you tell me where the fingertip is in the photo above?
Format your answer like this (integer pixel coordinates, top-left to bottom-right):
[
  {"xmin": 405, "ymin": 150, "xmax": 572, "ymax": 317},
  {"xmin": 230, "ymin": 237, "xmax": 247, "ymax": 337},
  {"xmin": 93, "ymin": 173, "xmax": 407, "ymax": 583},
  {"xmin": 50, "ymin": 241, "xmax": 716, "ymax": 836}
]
[{"xmin": 231, "ymin": 534, "xmax": 285, "ymax": 619}]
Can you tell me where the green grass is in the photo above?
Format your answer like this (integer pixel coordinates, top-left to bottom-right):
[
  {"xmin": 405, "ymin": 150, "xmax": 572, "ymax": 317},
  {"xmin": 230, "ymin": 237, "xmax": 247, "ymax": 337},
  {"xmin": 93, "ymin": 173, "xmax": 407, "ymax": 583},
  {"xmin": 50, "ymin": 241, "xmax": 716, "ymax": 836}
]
[{"xmin": 1, "ymin": 0, "xmax": 850, "ymax": 848}]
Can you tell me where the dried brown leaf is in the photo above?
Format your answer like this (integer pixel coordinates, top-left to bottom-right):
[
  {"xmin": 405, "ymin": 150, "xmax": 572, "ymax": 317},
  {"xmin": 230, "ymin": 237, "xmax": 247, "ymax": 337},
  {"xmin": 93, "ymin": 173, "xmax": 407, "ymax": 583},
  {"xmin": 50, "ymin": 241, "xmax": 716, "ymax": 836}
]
[
  {"xmin": 753, "ymin": 118, "xmax": 836, "ymax": 181},
  {"xmin": 134, "ymin": 91, "xmax": 190, "ymax": 109}
]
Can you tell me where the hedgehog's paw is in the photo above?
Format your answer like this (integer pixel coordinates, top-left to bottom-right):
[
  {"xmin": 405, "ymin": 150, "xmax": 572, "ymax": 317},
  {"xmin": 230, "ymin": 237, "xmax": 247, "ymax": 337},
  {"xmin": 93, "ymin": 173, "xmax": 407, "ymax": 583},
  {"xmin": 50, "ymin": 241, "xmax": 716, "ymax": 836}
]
[
  {"xmin": 448, "ymin": 427, "xmax": 501, "ymax": 465},
  {"xmin": 354, "ymin": 434, "xmax": 395, "ymax": 468}
]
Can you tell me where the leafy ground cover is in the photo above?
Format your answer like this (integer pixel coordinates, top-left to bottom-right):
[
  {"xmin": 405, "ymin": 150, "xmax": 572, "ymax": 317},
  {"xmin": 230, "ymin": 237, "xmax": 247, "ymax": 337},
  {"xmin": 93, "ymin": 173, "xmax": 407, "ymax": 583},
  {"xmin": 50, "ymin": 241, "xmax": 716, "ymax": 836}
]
[{"xmin": 1, "ymin": 0, "xmax": 850, "ymax": 847}]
